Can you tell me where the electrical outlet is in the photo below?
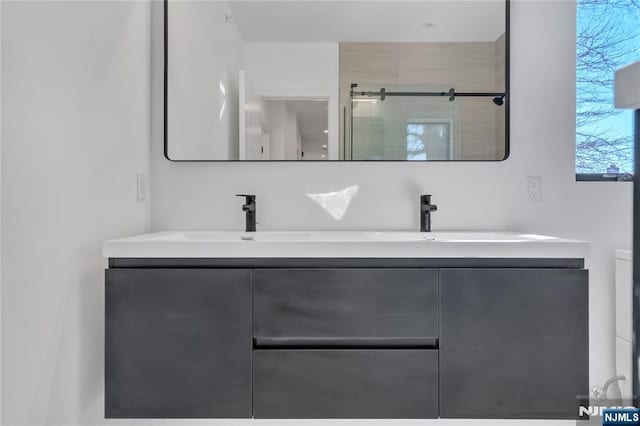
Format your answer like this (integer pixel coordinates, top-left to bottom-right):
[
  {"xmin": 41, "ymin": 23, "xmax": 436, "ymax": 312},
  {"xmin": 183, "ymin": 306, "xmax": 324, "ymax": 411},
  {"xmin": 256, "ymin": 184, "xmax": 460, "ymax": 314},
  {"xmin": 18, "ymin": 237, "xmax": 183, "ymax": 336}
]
[
  {"xmin": 136, "ymin": 173, "xmax": 146, "ymax": 201},
  {"xmin": 527, "ymin": 176, "xmax": 542, "ymax": 201}
]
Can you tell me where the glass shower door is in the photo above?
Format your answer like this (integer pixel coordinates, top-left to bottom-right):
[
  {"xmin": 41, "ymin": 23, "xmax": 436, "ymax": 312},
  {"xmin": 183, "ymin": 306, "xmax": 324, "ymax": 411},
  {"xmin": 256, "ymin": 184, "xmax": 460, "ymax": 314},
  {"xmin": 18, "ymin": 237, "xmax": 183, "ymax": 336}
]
[{"xmin": 348, "ymin": 85, "xmax": 461, "ymax": 161}]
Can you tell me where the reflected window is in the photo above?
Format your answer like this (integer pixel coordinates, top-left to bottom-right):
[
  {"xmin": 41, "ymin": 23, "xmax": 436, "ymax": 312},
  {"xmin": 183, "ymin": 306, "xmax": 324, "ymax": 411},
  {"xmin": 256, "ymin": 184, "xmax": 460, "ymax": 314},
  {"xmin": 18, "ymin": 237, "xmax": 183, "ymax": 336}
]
[{"xmin": 406, "ymin": 121, "xmax": 451, "ymax": 161}]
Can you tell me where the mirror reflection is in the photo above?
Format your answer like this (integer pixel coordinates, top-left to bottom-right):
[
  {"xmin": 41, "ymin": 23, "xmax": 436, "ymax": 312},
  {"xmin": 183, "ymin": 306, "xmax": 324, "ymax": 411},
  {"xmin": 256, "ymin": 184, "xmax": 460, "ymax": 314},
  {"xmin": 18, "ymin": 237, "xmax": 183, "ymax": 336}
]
[{"xmin": 166, "ymin": 1, "xmax": 508, "ymax": 161}]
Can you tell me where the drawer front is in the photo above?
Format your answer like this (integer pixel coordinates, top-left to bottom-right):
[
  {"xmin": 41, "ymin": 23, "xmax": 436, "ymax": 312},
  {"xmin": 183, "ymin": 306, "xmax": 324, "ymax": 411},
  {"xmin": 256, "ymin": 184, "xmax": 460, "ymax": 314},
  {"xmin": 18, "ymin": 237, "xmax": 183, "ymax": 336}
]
[
  {"xmin": 254, "ymin": 268, "xmax": 438, "ymax": 339},
  {"xmin": 253, "ymin": 349, "xmax": 438, "ymax": 418}
]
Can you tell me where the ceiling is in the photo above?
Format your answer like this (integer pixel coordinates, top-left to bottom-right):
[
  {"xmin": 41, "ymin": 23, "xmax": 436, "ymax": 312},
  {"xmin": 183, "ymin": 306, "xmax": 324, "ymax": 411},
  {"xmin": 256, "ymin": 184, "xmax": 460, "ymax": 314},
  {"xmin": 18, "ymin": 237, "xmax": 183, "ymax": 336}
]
[{"xmin": 228, "ymin": 1, "xmax": 506, "ymax": 43}]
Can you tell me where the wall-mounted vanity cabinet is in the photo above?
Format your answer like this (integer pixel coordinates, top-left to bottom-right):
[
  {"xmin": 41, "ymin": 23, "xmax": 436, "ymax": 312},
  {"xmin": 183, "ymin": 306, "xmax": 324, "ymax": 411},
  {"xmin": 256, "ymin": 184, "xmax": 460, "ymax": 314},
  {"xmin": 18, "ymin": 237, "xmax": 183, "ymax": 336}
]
[{"xmin": 103, "ymin": 233, "xmax": 589, "ymax": 420}]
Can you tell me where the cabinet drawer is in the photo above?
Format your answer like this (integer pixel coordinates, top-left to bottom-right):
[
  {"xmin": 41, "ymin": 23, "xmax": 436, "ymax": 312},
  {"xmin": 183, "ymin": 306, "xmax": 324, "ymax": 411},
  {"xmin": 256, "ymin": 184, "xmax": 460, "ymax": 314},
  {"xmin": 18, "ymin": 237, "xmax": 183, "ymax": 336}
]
[
  {"xmin": 253, "ymin": 349, "xmax": 438, "ymax": 418},
  {"xmin": 254, "ymin": 268, "xmax": 438, "ymax": 339}
]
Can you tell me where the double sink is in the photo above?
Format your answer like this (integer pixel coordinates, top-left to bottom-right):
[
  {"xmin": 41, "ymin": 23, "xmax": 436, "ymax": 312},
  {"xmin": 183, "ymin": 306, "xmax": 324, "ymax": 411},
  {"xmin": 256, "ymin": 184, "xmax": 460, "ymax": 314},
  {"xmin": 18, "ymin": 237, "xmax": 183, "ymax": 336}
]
[
  {"xmin": 103, "ymin": 230, "xmax": 588, "ymax": 260},
  {"xmin": 133, "ymin": 230, "xmax": 552, "ymax": 242}
]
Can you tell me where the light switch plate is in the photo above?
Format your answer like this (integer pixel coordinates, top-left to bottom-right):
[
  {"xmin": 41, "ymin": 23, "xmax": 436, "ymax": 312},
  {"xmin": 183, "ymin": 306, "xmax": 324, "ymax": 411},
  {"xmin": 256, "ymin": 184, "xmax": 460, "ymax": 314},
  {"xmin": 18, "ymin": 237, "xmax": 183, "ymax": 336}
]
[{"xmin": 136, "ymin": 173, "xmax": 146, "ymax": 201}]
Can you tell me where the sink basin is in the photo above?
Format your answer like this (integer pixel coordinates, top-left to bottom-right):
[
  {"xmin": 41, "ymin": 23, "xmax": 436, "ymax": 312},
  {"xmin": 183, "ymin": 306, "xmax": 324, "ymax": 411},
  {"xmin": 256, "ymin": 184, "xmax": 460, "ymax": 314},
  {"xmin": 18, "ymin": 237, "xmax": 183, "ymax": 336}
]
[
  {"xmin": 104, "ymin": 230, "xmax": 587, "ymax": 259},
  {"xmin": 364, "ymin": 232, "xmax": 436, "ymax": 241},
  {"xmin": 363, "ymin": 232, "xmax": 554, "ymax": 243},
  {"xmin": 430, "ymin": 232, "xmax": 534, "ymax": 242},
  {"xmin": 141, "ymin": 231, "xmax": 429, "ymax": 243},
  {"xmin": 145, "ymin": 231, "xmax": 312, "ymax": 242},
  {"xmin": 140, "ymin": 231, "xmax": 557, "ymax": 243}
]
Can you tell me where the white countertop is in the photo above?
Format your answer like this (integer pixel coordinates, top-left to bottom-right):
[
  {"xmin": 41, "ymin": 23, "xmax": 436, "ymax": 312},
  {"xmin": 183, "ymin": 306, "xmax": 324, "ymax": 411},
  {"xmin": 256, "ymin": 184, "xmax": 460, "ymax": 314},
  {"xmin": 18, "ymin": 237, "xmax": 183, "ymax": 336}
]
[{"xmin": 103, "ymin": 231, "xmax": 589, "ymax": 259}]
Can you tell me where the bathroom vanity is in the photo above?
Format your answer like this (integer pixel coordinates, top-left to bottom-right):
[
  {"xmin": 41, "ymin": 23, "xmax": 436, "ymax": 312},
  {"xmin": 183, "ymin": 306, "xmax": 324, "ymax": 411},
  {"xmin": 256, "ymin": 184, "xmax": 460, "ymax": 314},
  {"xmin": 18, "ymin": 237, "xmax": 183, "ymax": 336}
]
[{"xmin": 103, "ymin": 231, "xmax": 589, "ymax": 420}]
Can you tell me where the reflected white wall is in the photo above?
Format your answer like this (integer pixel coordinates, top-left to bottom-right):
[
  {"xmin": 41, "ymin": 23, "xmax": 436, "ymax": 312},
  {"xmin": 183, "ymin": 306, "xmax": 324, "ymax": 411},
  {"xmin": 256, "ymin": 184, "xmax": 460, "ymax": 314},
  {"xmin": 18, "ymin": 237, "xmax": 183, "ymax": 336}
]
[
  {"xmin": 244, "ymin": 43, "xmax": 340, "ymax": 160},
  {"xmin": 167, "ymin": 1, "xmax": 244, "ymax": 160}
]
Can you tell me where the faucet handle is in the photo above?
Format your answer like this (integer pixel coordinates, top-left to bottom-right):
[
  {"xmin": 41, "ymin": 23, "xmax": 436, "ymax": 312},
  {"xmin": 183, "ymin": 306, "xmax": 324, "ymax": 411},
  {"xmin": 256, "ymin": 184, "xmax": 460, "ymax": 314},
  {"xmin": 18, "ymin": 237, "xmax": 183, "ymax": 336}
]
[
  {"xmin": 421, "ymin": 194, "xmax": 437, "ymax": 212},
  {"xmin": 236, "ymin": 194, "xmax": 256, "ymax": 202}
]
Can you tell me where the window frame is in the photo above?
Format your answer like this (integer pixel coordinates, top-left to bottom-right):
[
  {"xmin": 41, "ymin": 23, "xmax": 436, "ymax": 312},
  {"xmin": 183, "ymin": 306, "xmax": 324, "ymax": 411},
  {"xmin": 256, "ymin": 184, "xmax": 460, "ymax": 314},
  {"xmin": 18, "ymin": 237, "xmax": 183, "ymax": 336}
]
[
  {"xmin": 406, "ymin": 119, "xmax": 454, "ymax": 161},
  {"xmin": 575, "ymin": 0, "xmax": 637, "ymax": 182},
  {"xmin": 576, "ymin": 173, "xmax": 634, "ymax": 182}
]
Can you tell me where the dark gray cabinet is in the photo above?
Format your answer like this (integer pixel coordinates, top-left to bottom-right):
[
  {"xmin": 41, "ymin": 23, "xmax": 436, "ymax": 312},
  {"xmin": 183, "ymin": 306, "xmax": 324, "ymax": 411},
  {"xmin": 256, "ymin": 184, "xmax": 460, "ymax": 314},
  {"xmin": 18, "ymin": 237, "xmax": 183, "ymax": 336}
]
[
  {"xmin": 105, "ymin": 268, "xmax": 252, "ymax": 418},
  {"xmin": 439, "ymin": 268, "xmax": 589, "ymax": 419},
  {"xmin": 104, "ymin": 259, "xmax": 589, "ymax": 420},
  {"xmin": 253, "ymin": 349, "xmax": 438, "ymax": 418}
]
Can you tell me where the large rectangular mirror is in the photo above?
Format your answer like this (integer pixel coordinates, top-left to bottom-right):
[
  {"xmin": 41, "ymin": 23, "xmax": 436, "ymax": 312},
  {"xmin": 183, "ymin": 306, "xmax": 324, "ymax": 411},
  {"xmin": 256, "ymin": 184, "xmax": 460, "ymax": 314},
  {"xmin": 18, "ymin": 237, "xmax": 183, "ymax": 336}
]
[{"xmin": 165, "ymin": 0, "xmax": 509, "ymax": 161}]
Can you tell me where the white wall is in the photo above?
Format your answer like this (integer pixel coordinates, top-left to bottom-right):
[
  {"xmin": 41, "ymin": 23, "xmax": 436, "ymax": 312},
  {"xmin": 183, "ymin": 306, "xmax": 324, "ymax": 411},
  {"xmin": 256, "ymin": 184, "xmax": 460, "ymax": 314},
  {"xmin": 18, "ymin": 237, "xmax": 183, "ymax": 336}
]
[
  {"xmin": 1, "ymin": 2, "xmax": 150, "ymax": 425},
  {"xmin": 263, "ymin": 101, "xmax": 284, "ymax": 159},
  {"xmin": 302, "ymin": 137, "xmax": 328, "ymax": 160},
  {"xmin": 262, "ymin": 100, "xmax": 301, "ymax": 160},
  {"xmin": 152, "ymin": 0, "xmax": 632, "ymax": 395},
  {"xmin": 286, "ymin": 104, "xmax": 301, "ymax": 160},
  {"xmin": 239, "ymin": 72, "xmax": 266, "ymax": 160},
  {"xmin": 167, "ymin": 1, "xmax": 244, "ymax": 160},
  {"xmin": 244, "ymin": 43, "xmax": 340, "ymax": 160}
]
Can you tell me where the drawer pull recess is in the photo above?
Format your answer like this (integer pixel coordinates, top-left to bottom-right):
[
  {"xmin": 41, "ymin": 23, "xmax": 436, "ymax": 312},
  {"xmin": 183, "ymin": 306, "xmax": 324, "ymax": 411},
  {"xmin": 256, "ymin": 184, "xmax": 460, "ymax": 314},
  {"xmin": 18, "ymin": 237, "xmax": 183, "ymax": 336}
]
[{"xmin": 253, "ymin": 337, "xmax": 438, "ymax": 349}]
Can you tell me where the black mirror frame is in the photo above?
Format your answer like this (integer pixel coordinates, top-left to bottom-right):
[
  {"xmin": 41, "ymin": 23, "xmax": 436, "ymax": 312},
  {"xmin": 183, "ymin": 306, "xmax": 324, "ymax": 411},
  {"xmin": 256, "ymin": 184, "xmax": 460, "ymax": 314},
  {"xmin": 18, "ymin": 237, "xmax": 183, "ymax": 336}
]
[{"xmin": 163, "ymin": 0, "xmax": 510, "ymax": 162}]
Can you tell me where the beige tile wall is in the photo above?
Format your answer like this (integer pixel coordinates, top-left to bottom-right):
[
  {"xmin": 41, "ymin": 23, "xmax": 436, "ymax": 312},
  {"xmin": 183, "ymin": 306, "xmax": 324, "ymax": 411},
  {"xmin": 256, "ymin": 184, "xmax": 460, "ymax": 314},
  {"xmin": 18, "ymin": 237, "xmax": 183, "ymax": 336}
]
[{"xmin": 340, "ymin": 39, "xmax": 506, "ymax": 160}]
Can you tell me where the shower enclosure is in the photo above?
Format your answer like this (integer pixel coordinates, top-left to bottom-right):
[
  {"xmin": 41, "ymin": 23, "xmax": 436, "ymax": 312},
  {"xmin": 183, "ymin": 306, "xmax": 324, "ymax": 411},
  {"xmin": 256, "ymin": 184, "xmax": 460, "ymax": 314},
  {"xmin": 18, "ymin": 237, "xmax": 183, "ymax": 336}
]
[{"xmin": 344, "ymin": 84, "xmax": 507, "ymax": 161}]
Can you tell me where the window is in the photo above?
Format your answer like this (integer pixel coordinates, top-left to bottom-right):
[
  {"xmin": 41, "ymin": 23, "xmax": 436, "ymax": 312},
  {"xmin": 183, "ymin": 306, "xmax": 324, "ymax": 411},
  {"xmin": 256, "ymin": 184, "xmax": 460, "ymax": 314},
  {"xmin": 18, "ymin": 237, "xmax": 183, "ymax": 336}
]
[
  {"xmin": 406, "ymin": 121, "xmax": 452, "ymax": 161},
  {"xmin": 576, "ymin": 0, "xmax": 640, "ymax": 180}
]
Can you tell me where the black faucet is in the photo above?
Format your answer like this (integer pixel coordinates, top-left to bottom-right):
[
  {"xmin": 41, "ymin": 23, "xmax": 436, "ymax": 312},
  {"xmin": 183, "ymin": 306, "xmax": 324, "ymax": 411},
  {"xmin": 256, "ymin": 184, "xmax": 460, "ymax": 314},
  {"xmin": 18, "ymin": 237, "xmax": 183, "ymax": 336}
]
[
  {"xmin": 420, "ymin": 194, "xmax": 438, "ymax": 232},
  {"xmin": 236, "ymin": 194, "xmax": 256, "ymax": 232}
]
